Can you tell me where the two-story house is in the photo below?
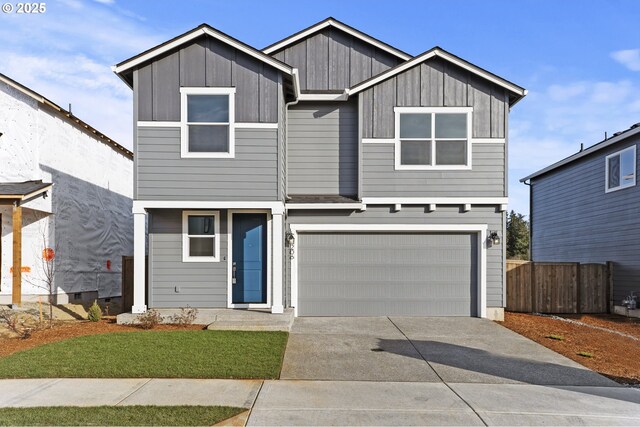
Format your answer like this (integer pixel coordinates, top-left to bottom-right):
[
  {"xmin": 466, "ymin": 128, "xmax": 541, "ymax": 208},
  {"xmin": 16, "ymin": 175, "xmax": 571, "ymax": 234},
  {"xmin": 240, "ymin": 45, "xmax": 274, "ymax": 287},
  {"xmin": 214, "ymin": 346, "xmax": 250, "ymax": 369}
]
[
  {"xmin": 113, "ymin": 18, "xmax": 526, "ymax": 319},
  {"xmin": 521, "ymin": 123, "xmax": 640, "ymax": 314}
]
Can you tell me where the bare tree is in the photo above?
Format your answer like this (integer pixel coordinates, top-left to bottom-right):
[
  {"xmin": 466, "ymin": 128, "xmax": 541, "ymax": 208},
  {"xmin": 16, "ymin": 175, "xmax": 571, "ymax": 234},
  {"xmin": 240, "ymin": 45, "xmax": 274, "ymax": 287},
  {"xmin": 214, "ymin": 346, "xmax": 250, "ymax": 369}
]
[{"xmin": 25, "ymin": 228, "xmax": 57, "ymax": 328}]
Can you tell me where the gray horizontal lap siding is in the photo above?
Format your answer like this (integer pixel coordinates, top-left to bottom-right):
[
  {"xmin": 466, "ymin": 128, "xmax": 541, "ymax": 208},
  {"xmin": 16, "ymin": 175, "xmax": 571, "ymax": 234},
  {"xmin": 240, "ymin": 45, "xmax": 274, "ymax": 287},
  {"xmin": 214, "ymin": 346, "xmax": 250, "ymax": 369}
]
[
  {"xmin": 285, "ymin": 206, "xmax": 504, "ymax": 308},
  {"xmin": 271, "ymin": 27, "xmax": 402, "ymax": 91},
  {"xmin": 137, "ymin": 36, "xmax": 279, "ymax": 123},
  {"xmin": 288, "ymin": 101, "xmax": 358, "ymax": 196},
  {"xmin": 149, "ymin": 209, "xmax": 227, "ymax": 308},
  {"xmin": 360, "ymin": 58, "xmax": 508, "ymax": 139},
  {"xmin": 137, "ymin": 127, "xmax": 279, "ymax": 200},
  {"xmin": 363, "ymin": 143, "xmax": 505, "ymax": 197},
  {"xmin": 531, "ymin": 135, "xmax": 640, "ymax": 303}
]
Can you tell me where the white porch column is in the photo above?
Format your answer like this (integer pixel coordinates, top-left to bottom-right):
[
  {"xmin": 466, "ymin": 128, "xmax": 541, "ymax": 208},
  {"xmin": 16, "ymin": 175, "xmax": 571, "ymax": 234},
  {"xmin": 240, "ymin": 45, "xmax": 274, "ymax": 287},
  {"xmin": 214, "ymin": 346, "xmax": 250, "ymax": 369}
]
[
  {"xmin": 132, "ymin": 211, "xmax": 147, "ymax": 313},
  {"xmin": 271, "ymin": 212, "xmax": 284, "ymax": 314}
]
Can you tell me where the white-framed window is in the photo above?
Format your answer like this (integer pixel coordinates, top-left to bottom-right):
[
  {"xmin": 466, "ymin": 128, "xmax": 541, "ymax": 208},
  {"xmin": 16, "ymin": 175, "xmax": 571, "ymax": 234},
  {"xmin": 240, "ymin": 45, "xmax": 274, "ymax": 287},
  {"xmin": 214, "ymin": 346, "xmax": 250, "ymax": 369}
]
[
  {"xmin": 394, "ymin": 107, "xmax": 473, "ymax": 170},
  {"xmin": 182, "ymin": 210, "xmax": 220, "ymax": 262},
  {"xmin": 180, "ymin": 87, "xmax": 235, "ymax": 158},
  {"xmin": 605, "ymin": 145, "xmax": 636, "ymax": 193}
]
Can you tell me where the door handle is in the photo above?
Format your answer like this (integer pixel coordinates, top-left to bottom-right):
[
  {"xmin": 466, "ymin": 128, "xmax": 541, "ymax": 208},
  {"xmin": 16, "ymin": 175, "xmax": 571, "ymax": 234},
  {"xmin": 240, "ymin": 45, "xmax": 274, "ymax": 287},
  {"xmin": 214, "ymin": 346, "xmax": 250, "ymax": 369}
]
[{"xmin": 232, "ymin": 262, "xmax": 237, "ymax": 284}]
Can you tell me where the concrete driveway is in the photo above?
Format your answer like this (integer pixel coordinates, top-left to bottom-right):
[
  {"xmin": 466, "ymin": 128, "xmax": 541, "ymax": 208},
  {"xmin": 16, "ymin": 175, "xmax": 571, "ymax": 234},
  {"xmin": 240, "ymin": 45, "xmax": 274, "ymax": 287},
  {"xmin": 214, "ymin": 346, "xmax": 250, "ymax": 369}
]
[
  {"xmin": 248, "ymin": 317, "xmax": 640, "ymax": 425},
  {"xmin": 280, "ymin": 317, "xmax": 615, "ymax": 385}
]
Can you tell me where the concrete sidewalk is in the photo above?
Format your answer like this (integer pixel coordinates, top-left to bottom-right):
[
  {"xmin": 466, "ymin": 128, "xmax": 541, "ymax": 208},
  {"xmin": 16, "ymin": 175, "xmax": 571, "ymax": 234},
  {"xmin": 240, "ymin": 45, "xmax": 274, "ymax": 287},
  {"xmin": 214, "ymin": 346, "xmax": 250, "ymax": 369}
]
[
  {"xmin": 0, "ymin": 378, "xmax": 261, "ymax": 408},
  {"xmin": 1, "ymin": 378, "xmax": 639, "ymax": 426}
]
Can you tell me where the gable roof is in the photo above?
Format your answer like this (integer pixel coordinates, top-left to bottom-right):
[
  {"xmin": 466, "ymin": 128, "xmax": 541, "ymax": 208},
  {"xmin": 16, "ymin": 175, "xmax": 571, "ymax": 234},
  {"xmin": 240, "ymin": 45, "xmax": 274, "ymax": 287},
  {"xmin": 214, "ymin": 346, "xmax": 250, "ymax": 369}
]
[
  {"xmin": 521, "ymin": 123, "xmax": 640, "ymax": 182},
  {"xmin": 0, "ymin": 73, "xmax": 132, "ymax": 159},
  {"xmin": 347, "ymin": 47, "xmax": 527, "ymax": 105},
  {"xmin": 113, "ymin": 23, "xmax": 294, "ymax": 88},
  {"xmin": 262, "ymin": 17, "xmax": 412, "ymax": 61}
]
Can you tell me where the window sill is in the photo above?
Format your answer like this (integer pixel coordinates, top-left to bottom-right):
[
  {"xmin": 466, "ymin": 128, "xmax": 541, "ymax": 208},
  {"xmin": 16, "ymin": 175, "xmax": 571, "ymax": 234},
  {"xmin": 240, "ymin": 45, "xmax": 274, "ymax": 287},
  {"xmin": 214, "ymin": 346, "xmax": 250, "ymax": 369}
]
[{"xmin": 182, "ymin": 256, "xmax": 220, "ymax": 263}]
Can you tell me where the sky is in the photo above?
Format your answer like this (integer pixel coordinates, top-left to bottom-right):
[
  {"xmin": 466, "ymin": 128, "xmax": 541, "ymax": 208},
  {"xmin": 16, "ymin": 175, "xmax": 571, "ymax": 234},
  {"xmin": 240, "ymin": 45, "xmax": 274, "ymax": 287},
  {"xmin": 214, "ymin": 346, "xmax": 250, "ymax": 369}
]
[{"xmin": 1, "ymin": 0, "xmax": 639, "ymax": 215}]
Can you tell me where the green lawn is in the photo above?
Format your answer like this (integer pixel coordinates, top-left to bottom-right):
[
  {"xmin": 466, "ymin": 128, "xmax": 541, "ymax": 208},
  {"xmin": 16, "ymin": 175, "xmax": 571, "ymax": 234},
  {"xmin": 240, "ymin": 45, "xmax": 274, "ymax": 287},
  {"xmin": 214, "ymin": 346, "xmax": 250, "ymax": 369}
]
[
  {"xmin": 0, "ymin": 330, "xmax": 288, "ymax": 378},
  {"xmin": 0, "ymin": 406, "xmax": 245, "ymax": 426}
]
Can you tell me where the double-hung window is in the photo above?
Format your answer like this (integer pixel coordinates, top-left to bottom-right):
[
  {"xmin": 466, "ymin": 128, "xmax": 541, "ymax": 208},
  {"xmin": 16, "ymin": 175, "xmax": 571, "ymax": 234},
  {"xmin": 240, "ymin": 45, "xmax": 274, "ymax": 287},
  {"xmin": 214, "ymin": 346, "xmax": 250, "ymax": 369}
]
[
  {"xmin": 394, "ymin": 107, "xmax": 472, "ymax": 170},
  {"xmin": 180, "ymin": 87, "xmax": 235, "ymax": 158},
  {"xmin": 182, "ymin": 211, "xmax": 220, "ymax": 262},
  {"xmin": 605, "ymin": 145, "xmax": 636, "ymax": 193}
]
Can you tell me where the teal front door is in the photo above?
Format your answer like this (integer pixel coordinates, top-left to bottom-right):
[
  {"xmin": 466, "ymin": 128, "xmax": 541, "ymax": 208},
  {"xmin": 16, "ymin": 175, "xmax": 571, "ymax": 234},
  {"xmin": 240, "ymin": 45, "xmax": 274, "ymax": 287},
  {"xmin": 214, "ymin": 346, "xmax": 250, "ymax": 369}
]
[{"xmin": 232, "ymin": 213, "xmax": 267, "ymax": 304}]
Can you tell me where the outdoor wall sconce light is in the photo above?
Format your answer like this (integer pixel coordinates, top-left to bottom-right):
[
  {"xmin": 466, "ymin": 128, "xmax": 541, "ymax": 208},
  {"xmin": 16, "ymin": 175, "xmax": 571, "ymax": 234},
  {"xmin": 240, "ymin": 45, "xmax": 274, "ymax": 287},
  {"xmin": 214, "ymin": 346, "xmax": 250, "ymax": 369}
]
[
  {"xmin": 285, "ymin": 231, "xmax": 295, "ymax": 259},
  {"xmin": 488, "ymin": 231, "xmax": 500, "ymax": 246}
]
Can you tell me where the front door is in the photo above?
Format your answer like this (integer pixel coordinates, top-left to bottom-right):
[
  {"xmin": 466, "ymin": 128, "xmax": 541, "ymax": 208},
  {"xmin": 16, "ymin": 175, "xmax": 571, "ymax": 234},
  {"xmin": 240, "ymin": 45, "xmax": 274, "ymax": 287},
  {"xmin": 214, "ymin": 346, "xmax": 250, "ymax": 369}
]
[{"xmin": 232, "ymin": 213, "xmax": 267, "ymax": 304}]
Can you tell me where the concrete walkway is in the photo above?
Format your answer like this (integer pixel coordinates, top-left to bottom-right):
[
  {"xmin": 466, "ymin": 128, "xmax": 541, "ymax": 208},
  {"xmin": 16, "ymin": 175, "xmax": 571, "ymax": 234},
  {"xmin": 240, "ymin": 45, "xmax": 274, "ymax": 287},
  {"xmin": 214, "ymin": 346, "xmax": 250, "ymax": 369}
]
[{"xmin": 1, "ymin": 378, "xmax": 639, "ymax": 425}]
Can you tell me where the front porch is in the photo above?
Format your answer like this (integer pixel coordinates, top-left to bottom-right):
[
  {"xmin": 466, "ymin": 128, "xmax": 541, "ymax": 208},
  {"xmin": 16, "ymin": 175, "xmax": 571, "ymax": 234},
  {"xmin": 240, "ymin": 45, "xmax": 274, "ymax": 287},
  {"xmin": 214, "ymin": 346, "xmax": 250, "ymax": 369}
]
[
  {"xmin": 117, "ymin": 308, "xmax": 294, "ymax": 331},
  {"xmin": 132, "ymin": 201, "xmax": 286, "ymax": 315}
]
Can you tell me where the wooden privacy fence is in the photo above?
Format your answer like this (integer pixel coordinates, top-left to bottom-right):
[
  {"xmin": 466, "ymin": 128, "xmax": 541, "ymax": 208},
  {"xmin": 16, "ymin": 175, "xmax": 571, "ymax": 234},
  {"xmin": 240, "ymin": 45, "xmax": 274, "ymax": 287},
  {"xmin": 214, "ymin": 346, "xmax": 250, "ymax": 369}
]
[{"xmin": 506, "ymin": 260, "xmax": 612, "ymax": 314}]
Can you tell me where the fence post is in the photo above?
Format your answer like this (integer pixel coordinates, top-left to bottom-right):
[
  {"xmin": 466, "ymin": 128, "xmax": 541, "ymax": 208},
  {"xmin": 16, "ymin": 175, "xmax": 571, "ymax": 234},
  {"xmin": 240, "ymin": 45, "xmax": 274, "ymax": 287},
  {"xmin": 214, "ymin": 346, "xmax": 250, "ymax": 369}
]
[
  {"xmin": 530, "ymin": 262, "xmax": 536, "ymax": 312},
  {"xmin": 606, "ymin": 261, "xmax": 613, "ymax": 314},
  {"xmin": 575, "ymin": 262, "xmax": 581, "ymax": 314}
]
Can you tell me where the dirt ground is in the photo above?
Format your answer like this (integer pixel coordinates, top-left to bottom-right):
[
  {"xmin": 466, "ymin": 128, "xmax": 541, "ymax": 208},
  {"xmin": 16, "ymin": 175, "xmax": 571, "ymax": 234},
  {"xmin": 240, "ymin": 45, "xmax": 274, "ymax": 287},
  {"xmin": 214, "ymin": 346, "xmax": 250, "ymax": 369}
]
[
  {"xmin": 502, "ymin": 312, "xmax": 640, "ymax": 385},
  {"xmin": 0, "ymin": 317, "xmax": 204, "ymax": 358}
]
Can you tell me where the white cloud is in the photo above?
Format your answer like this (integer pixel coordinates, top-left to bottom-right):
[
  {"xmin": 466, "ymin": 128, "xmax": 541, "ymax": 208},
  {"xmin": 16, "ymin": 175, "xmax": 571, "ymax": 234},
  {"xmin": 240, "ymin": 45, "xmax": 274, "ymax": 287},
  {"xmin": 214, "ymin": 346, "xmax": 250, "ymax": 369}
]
[
  {"xmin": 94, "ymin": 0, "xmax": 115, "ymax": 4},
  {"xmin": 509, "ymin": 77, "xmax": 640, "ymax": 215},
  {"xmin": 0, "ymin": 0, "xmax": 170, "ymax": 149},
  {"xmin": 611, "ymin": 49, "xmax": 640, "ymax": 72}
]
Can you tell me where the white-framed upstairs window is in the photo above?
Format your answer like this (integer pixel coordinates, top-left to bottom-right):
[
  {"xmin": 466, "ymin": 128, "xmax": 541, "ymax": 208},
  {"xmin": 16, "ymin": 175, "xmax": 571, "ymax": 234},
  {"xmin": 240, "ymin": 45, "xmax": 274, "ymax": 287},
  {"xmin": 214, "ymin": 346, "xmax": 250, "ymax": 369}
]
[
  {"xmin": 180, "ymin": 87, "xmax": 235, "ymax": 158},
  {"xmin": 394, "ymin": 107, "xmax": 473, "ymax": 170},
  {"xmin": 605, "ymin": 145, "xmax": 636, "ymax": 193},
  {"xmin": 182, "ymin": 210, "xmax": 220, "ymax": 262}
]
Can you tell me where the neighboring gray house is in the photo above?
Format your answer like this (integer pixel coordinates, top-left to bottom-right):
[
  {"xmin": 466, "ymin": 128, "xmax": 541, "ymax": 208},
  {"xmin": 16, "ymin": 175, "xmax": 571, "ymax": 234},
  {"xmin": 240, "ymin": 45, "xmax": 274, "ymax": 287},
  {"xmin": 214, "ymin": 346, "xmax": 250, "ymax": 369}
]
[
  {"xmin": 521, "ymin": 123, "xmax": 640, "ymax": 310},
  {"xmin": 114, "ymin": 17, "xmax": 526, "ymax": 319}
]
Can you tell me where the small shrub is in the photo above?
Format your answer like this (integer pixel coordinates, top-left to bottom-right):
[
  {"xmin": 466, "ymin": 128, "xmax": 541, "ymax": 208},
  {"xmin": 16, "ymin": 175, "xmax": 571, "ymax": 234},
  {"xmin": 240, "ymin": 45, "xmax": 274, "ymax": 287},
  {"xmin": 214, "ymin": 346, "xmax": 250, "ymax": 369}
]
[
  {"xmin": 545, "ymin": 334, "xmax": 564, "ymax": 341},
  {"xmin": 138, "ymin": 309, "xmax": 162, "ymax": 329},
  {"xmin": 170, "ymin": 307, "xmax": 198, "ymax": 326},
  {"xmin": 577, "ymin": 351, "xmax": 593, "ymax": 358},
  {"xmin": 0, "ymin": 308, "xmax": 37, "ymax": 339},
  {"xmin": 87, "ymin": 300, "xmax": 102, "ymax": 322}
]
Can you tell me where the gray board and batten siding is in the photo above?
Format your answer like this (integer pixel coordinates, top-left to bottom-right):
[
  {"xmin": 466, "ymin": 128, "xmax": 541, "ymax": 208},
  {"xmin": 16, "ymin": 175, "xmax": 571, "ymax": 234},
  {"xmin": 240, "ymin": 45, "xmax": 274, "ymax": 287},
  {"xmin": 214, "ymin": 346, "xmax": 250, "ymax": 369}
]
[
  {"xmin": 288, "ymin": 101, "xmax": 358, "ymax": 196},
  {"xmin": 530, "ymin": 133, "xmax": 640, "ymax": 303},
  {"xmin": 359, "ymin": 58, "xmax": 507, "ymax": 199},
  {"xmin": 360, "ymin": 57, "xmax": 509, "ymax": 139},
  {"xmin": 285, "ymin": 206, "xmax": 505, "ymax": 309},
  {"xmin": 137, "ymin": 127, "xmax": 279, "ymax": 201},
  {"xmin": 270, "ymin": 27, "xmax": 403, "ymax": 91},
  {"xmin": 148, "ymin": 209, "xmax": 228, "ymax": 308},
  {"xmin": 135, "ymin": 35, "xmax": 281, "ymax": 123}
]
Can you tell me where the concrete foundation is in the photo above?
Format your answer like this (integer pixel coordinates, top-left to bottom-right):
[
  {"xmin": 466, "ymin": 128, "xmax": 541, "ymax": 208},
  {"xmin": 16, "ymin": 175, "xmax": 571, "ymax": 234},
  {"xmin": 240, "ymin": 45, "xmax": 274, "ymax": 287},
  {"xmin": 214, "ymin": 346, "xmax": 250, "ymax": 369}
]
[
  {"xmin": 613, "ymin": 305, "xmax": 640, "ymax": 318},
  {"xmin": 117, "ymin": 308, "xmax": 294, "ymax": 331}
]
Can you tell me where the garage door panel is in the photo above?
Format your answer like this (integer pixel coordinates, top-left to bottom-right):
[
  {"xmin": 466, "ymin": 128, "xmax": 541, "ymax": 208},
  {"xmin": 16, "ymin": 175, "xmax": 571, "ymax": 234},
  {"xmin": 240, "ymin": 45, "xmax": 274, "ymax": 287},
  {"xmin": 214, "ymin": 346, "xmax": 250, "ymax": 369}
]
[{"xmin": 297, "ymin": 232, "xmax": 477, "ymax": 317}]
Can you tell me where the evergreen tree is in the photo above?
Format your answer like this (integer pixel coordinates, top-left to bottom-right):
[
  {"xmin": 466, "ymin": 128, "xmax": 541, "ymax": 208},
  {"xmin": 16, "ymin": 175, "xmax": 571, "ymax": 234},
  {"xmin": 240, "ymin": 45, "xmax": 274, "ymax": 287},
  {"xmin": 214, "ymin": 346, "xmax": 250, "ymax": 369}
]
[{"xmin": 506, "ymin": 210, "xmax": 530, "ymax": 260}]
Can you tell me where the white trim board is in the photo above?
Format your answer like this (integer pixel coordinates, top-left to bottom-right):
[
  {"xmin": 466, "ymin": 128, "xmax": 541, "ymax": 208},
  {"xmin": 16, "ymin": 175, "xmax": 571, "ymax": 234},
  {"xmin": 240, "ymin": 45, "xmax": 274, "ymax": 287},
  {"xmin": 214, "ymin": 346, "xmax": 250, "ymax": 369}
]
[
  {"xmin": 114, "ymin": 25, "xmax": 293, "ymax": 76},
  {"xmin": 227, "ymin": 210, "xmax": 272, "ymax": 309},
  {"xmin": 262, "ymin": 18, "xmax": 411, "ymax": 61},
  {"xmin": 348, "ymin": 48, "xmax": 526, "ymax": 98},
  {"xmin": 133, "ymin": 201, "xmax": 285, "ymax": 214},
  {"xmin": 361, "ymin": 197, "xmax": 508, "ymax": 205},
  {"xmin": 288, "ymin": 223, "xmax": 488, "ymax": 318},
  {"xmin": 297, "ymin": 93, "xmax": 349, "ymax": 101},
  {"xmin": 363, "ymin": 137, "xmax": 506, "ymax": 144},
  {"xmin": 286, "ymin": 203, "xmax": 364, "ymax": 210},
  {"xmin": 138, "ymin": 121, "xmax": 277, "ymax": 129}
]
